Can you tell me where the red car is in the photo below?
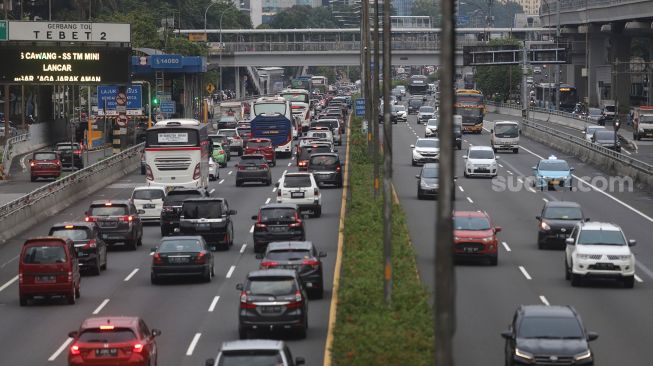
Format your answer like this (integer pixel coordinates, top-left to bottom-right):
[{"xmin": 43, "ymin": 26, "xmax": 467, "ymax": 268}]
[
  {"xmin": 68, "ymin": 316, "xmax": 161, "ymax": 366},
  {"xmin": 453, "ymin": 211, "xmax": 501, "ymax": 265},
  {"xmin": 244, "ymin": 138, "xmax": 276, "ymax": 166},
  {"xmin": 29, "ymin": 151, "xmax": 62, "ymax": 181}
]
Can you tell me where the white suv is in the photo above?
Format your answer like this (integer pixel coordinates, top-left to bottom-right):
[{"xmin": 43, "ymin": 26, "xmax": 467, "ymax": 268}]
[
  {"xmin": 463, "ymin": 146, "xmax": 498, "ymax": 178},
  {"xmin": 131, "ymin": 186, "xmax": 167, "ymax": 222},
  {"xmin": 276, "ymin": 172, "xmax": 322, "ymax": 217},
  {"xmin": 565, "ymin": 221, "xmax": 636, "ymax": 288}
]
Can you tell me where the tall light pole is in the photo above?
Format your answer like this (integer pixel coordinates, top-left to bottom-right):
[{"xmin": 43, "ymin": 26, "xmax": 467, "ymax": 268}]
[
  {"xmin": 555, "ymin": 0, "xmax": 561, "ymax": 111},
  {"xmin": 205, "ymin": 2, "xmax": 226, "ymax": 94}
]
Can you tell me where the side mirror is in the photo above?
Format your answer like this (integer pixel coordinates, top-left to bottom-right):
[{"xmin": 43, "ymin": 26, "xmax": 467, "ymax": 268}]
[
  {"xmin": 235, "ymin": 283, "xmax": 244, "ymax": 291},
  {"xmin": 319, "ymin": 251, "xmax": 327, "ymax": 258},
  {"xmin": 151, "ymin": 329, "xmax": 162, "ymax": 337},
  {"xmin": 334, "ymin": 149, "xmax": 338, "ymax": 153},
  {"xmin": 275, "ymin": 182, "xmax": 280, "ymax": 187},
  {"xmin": 535, "ymin": 216, "xmax": 541, "ymax": 220},
  {"xmin": 68, "ymin": 331, "xmax": 78, "ymax": 338},
  {"xmin": 570, "ymin": 167, "xmax": 575, "ymax": 171},
  {"xmin": 490, "ymin": 129, "xmax": 493, "ymax": 133},
  {"xmin": 462, "ymin": 156, "xmax": 467, "ymax": 159},
  {"xmin": 565, "ymin": 237, "xmax": 575, "ymax": 245},
  {"xmin": 228, "ymin": 209, "xmax": 237, "ymax": 215},
  {"xmin": 150, "ymin": 247, "xmax": 157, "ymax": 253},
  {"xmin": 205, "ymin": 359, "xmax": 216, "ymax": 366},
  {"xmin": 584, "ymin": 218, "xmax": 590, "ymax": 222},
  {"xmin": 495, "ymin": 156, "xmax": 500, "ymax": 159},
  {"xmin": 410, "ymin": 144, "xmax": 415, "ymax": 149},
  {"xmin": 416, "ymin": 175, "xmax": 420, "ymax": 179},
  {"xmin": 84, "ymin": 211, "xmax": 89, "ymax": 216},
  {"xmin": 587, "ymin": 332, "xmax": 599, "ymax": 341},
  {"xmin": 251, "ymin": 215, "xmax": 258, "ymax": 220},
  {"xmin": 500, "ymin": 331, "xmax": 513, "ymax": 340},
  {"xmin": 628, "ymin": 239, "xmax": 636, "ymax": 247},
  {"xmin": 137, "ymin": 209, "xmax": 145, "ymax": 215},
  {"xmin": 494, "ymin": 227, "xmax": 502, "ymax": 233},
  {"xmin": 255, "ymin": 253, "xmax": 264, "ymax": 259},
  {"xmin": 531, "ymin": 166, "xmax": 537, "ymax": 170},
  {"xmin": 295, "ymin": 357, "xmax": 306, "ymax": 366}
]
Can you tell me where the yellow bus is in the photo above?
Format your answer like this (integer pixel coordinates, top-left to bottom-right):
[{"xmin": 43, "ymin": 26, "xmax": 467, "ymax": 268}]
[{"xmin": 455, "ymin": 89, "xmax": 485, "ymax": 134}]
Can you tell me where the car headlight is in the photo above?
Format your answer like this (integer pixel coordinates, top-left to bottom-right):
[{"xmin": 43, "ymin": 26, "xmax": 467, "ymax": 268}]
[
  {"xmin": 515, "ymin": 348, "xmax": 534, "ymax": 361},
  {"xmin": 616, "ymin": 255, "xmax": 632, "ymax": 260},
  {"xmin": 453, "ymin": 236, "xmax": 460, "ymax": 241},
  {"xmin": 574, "ymin": 350, "xmax": 592, "ymax": 361},
  {"xmin": 481, "ymin": 236, "xmax": 494, "ymax": 242},
  {"xmin": 575, "ymin": 253, "xmax": 592, "ymax": 260},
  {"xmin": 540, "ymin": 222, "xmax": 551, "ymax": 231}
]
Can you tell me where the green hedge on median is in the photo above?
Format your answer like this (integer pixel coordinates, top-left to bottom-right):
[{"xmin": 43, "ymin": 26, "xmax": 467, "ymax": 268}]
[{"xmin": 331, "ymin": 116, "xmax": 434, "ymax": 365}]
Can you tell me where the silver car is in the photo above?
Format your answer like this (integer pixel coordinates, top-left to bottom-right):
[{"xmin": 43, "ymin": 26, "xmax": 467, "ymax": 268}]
[{"xmin": 205, "ymin": 340, "xmax": 305, "ymax": 366}]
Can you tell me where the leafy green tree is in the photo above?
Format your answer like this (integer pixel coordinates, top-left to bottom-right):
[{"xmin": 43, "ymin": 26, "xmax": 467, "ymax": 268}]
[
  {"xmin": 475, "ymin": 39, "xmax": 522, "ymax": 102},
  {"xmin": 268, "ymin": 5, "xmax": 341, "ymax": 29}
]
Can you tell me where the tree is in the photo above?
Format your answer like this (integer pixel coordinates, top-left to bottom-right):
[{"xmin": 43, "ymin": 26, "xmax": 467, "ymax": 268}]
[
  {"xmin": 475, "ymin": 39, "xmax": 522, "ymax": 102},
  {"xmin": 268, "ymin": 5, "xmax": 341, "ymax": 29}
]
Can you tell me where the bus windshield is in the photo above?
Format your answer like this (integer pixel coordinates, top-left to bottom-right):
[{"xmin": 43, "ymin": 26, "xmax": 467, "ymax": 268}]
[
  {"xmin": 456, "ymin": 94, "xmax": 484, "ymax": 105},
  {"xmin": 146, "ymin": 128, "xmax": 199, "ymax": 147},
  {"xmin": 253, "ymin": 103, "xmax": 286, "ymax": 116},
  {"xmin": 281, "ymin": 93, "xmax": 309, "ymax": 104}
]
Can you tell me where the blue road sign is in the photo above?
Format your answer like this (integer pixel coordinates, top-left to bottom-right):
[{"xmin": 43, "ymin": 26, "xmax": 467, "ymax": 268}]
[
  {"xmin": 456, "ymin": 16, "xmax": 469, "ymax": 25},
  {"xmin": 355, "ymin": 98, "xmax": 365, "ymax": 116},
  {"xmin": 97, "ymin": 85, "xmax": 142, "ymax": 110},
  {"xmin": 150, "ymin": 55, "xmax": 183, "ymax": 69},
  {"xmin": 160, "ymin": 101, "xmax": 176, "ymax": 114}
]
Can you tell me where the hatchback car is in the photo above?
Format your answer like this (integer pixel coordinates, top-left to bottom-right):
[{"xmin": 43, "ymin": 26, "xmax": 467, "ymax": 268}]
[
  {"xmin": 583, "ymin": 125, "xmax": 605, "ymax": 142},
  {"xmin": 236, "ymin": 154, "xmax": 272, "ymax": 186},
  {"xmin": 55, "ymin": 142, "xmax": 84, "ymax": 170},
  {"xmin": 49, "ymin": 222, "xmax": 107, "ymax": 276},
  {"xmin": 209, "ymin": 157, "xmax": 220, "ymax": 181},
  {"xmin": 258, "ymin": 241, "xmax": 326, "ymax": 298},
  {"xmin": 237, "ymin": 269, "xmax": 309, "ymax": 339},
  {"xmin": 453, "ymin": 211, "xmax": 501, "ymax": 265},
  {"xmin": 297, "ymin": 144, "xmax": 333, "ymax": 171},
  {"xmin": 131, "ymin": 186, "xmax": 167, "ymax": 223},
  {"xmin": 210, "ymin": 134, "xmax": 231, "ymax": 161},
  {"xmin": 85, "ymin": 200, "xmax": 144, "ymax": 250},
  {"xmin": 151, "ymin": 236, "xmax": 215, "ymax": 283},
  {"xmin": 392, "ymin": 104, "xmax": 407, "ymax": 122},
  {"xmin": 411, "ymin": 138, "xmax": 440, "ymax": 166},
  {"xmin": 416, "ymin": 163, "xmax": 456, "ymax": 200},
  {"xmin": 591, "ymin": 130, "xmax": 621, "ymax": 152},
  {"xmin": 210, "ymin": 141, "xmax": 228, "ymax": 167},
  {"xmin": 217, "ymin": 115, "xmax": 238, "ymax": 129},
  {"xmin": 501, "ymin": 305, "xmax": 597, "ymax": 366},
  {"xmin": 30, "ymin": 151, "xmax": 61, "ymax": 181},
  {"xmin": 68, "ymin": 316, "xmax": 161, "ymax": 366},
  {"xmin": 244, "ymin": 138, "xmax": 276, "ymax": 166},
  {"xmin": 532, "ymin": 155, "xmax": 574, "ymax": 190},
  {"xmin": 178, "ymin": 197, "xmax": 237, "ymax": 250},
  {"xmin": 408, "ymin": 98, "xmax": 424, "ymax": 114},
  {"xmin": 463, "ymin": 146, "xmax": 498, "ymax": 178},
  {"xmin": 205, "ymin": 339, "xmax": 305, "ymax": 366},
  {"xmin": 536, "ymin": 201, "xmax": 587, "ymax": 249},
  {"xmin": 252, "ymin": 204, "xmax": 306, "ymax": 253},
  {"xmin": 160, "ymin": 188, "xmax": 210, "ymax": 236},
  {"xmin": 19, "ymin": 237, "xmax": 81, "ymax": 305},
  {"xmin": 307, "ymin": 153, "xmax": 343, "ymax": 187},
  {"xmin": 276, "ymin": 172, "xmax": 322, "ymax": 217}
]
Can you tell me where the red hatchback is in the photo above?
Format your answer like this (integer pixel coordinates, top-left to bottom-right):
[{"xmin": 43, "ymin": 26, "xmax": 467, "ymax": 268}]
[
  {"xmin": 68, "ymin": 316, "xmax": 161, "ymax": 366},
  {"xmin": 245, "ymin": 138, "xmax": 276, "ymax": 166},
  {"xmin": 453, "ymin": 211, "xmax": 502, "ymax": 265},
  {"xmin": 30, "ymin": 151, "xmax": 62, "ymax": 181}
]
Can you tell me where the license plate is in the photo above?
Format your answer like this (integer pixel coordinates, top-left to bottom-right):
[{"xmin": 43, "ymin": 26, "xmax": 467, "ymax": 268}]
[
  {"xmin": 270, "ymin": 226, "xmax": 287, "ymax": 232},
  {"xmin": 196, "ymin": 223, "xmax": 210, "ymax": 231},
  {"xmin": 35, "ymin": 275, "xmax": 55, "ymax": 283},
  {"xmin": 463, "ymin": 247, "xmax": 479, "ymax": 253},
  {"xmin": 260, "ymin": 306, "xmax": 283, "ymax": 313},
  {"xmin": 95, "ymin": 349, "xmax": 118, "ymax": 357},
  {"xmin": 98, "ymin": 221, "xmax": 117, "ymax": 228},
  {"xmin": 169, "ymin": 257, "xmax": 190, "ymax": 263},
  {"xmin": 144, "ymin": 204, "xmax": 155, "ymax": 209},
  {"xmin": 291, "ymin": 192, "xmax": 305, "ymax": 198},
  {"xmin": 557, "ymin": 233, "xmax": 568, "ymax": 238}
]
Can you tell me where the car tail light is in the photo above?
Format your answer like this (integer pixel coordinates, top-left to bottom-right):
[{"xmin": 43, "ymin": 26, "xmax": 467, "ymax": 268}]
[
  {"xmin": 153, "ymin": 253, "xmax": 163, "ymax": 264},
  {"xmin": 83, "ymin": 239, "xmax": 97, "ymax": 249},
  {"xmin": 298, "ymin": 160, "xmax": 307, "ymax": 167},
  {"xmin": 259, "ymin": 164, "xmax": 268, "ymax": 169},
  {"xmin": 233, "ymin": 135, "xmax": 241, "ymax": 140},
  {"xmin": 255, "ymin": 222, "xmax": 267, "ymax": 230},
  {"xmin": 121, "ymin": 215, "xmax": 134, "ymax": 222},
  {"xmin": 287, "ymin": 290, "xmax": 303, "ymax": 309},
  {"xmin": 30, "ymin": 161, "xmax": 35, "ymax": 167},
  {"xmin": 55, "ymin": 160, "xmax": 61, "ymax": 166},
  {"xmin": 70, "ymin": 344, "xmax": 81, "ymax": 355},
  {"xmin": 132, "ymin": 343, "xmax": 144, "ymax": 353},
  {"xmin": 314, "ymin": 188, "xmax": 319, "ymax": 196},
  {"xmin": 74, "ymin": 150, "xmax": 82, "ymax": 155},
  {"xmin": 277, "ymin": 189, "xmax": 281, "ymax": 198},
  {"xmin": 145, "ymin": 164, "xmax": 153, "ymax": 181},
  {"xmin": 218, "ymin": 150, "xmax": 224, "ymax": 154},
  {"xmin": 195, "ymin": 252, "xmax": 207, "ymax": 264},
  {"xmin": 260, "ymin": 261, "xmax": 278, "ymax": 268},
  {"xmin": 193, "ymin": 163, "xmax": 201, "ymax": 180},
  {"xmin": 302, "ymin": 258, "xmax": 320, "ymax": 269},
  {"xmin": 84, "ymin": 216, "xmax": 95, "ymax": 222},
  {"xmin": 67, "ymin": 271, "xmax": 73, "ymax": 283},
  {"xmin": 336, "ymin": 165, "xmax": 341, "ymax": 172},
  {"xmin": 240, "ymin": 291, "xmax": 256, "ymax": 309},
  {"xmin": 19, "ymin": 273, "xmax": 23, "ymax": 284},
  {"xmin": 238, "ymin": 164, "xmax": 247, "ymax": 170}
]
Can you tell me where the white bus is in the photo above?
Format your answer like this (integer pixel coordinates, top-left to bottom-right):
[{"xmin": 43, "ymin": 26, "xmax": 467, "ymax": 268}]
[
  {"xmin": 280, "ymin": 89, "xmax": 311, "ymax": 133},
  {"xmin": 144, "ymin": 119, "xmax": 210, "ymax": 189},
  {"xmin": 251, "ymin": 96, "xmax": 296, "ymax": 154}
]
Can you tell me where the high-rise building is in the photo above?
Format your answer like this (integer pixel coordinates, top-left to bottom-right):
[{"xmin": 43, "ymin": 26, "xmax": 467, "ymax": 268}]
[
  {"xmin": 393, "ymin": 0, "xmax": 415, "ymax": 16},
  {"xmin": 511, "ymin": 0, "xmax": 540, "ymax": 15}
]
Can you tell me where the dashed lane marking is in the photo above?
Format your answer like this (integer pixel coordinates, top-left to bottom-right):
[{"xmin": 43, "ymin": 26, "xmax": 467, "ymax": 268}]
[
  {"xmin": 219, "ymin": 179, "xmax": 224, "ymax": 184},
  {"xmin": 185, "ymin": 333, "xmax": 201, "ymax": 356},
  {"xmin": 519, "ymin": 266, "xmax": 532, "ymax": 280},
  {"xmin": 501, "ymin": 242, "xmax": 511, "ymax": 252},
  {"xmin": 123, "ymin": 268, "xmax": 139, "ymax": 282},
  {"xmin": 539, "ymin": 295, "xmax": 550, "ymax": 306},
  {"xmin": 226, "ymin": 265, "xmax": 236, "ymax": 278},
  {"xmin": 48, "ymin": 338, "xmax": 73, "ymax": 361},
  {"xmin": 92, "ymin": 299, "xmax": 110, "ymax": 314},
  {"xmin": 208, "ymin": 296, "xmax": 220, "ymax": 312}
]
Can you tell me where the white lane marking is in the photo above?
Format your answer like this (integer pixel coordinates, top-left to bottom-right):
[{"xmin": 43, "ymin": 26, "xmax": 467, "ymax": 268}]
[
  {"xmin": 123, "ymin": 268, "xmax": 139, "ymax": 282},
  {"xmin": 210, "ymin": 189, "xmax": 215, "ymax": 194},
  {"xmin": 501, "ymin": 242, "xmax": 511, "ymax": 252},
  {"xmin": 517, "ymin": 178, "xmax": 524, "ymax": 184},
  {"xmin": 283, "ymin": 169, "xmax": 287, "ymax": 175},
  {"xmin": 185, "ymin": 333, "xmax": 202, "ymax": 356},
  {"xmin": 228, "ymin": 171, "xmax": 233, "ymax": 175},
  {"xmin": 0, "ymin": 275, "xmax": 18, "ymax": 293},
  {"xmin": 265, "ymin": 198, "xmax": 271, "ymax": 204},
  {"xmin": 226, "ymin": 265, "xmax": 236, "ymax": 278},
  {"xmin": 218, "ymin": 179, "xmax": 224, "ymax": 184},
  {"xmin": 527, "ymin": 186, "xmax": 537, "ymax": 193},
  {"xmin": 249, "ymin": 225, "xmax": 255, "ymax": 233},
  {"xmin": 635, "ymin": 274, "xmax": 644, "ymax": 283},
  {"xmin": 506, "ymin": 170, "xmax": 513, "ymax": 175},
  {"xmin": 499, "ymin": 164, "xmax": 504, "ymax": 168},
  {"xmin": 21, "ymin": 154, "xmax": 30, "ymax": 170},
  {"xmin": 519, "ymin": 266, "xmax": 532, "ymax": 280},
  {"xmin": 288, "ymin": 162, "xmax": 292, "ymax": 166},
  {"xmin": 519, "ymin": 145, "xmax": 653, "ymax": 224},
  {"xmin": 458, "ymin": 186, "xmax": 464, "ymax": 192},
  {"xmin": 542, "ymin": 198, "xmax": 549, "ymax": 202},
  {"xmin": 48, "ymin": 338, "xmax": 73, "ymax": 361},
  {"xmin": 272, "ymin": 187, "xmax": 277, "ymax": 193},
  {"xmin": 466, "ymin": 197, "xmax": 473, "ymax": 203},
  {"xmin": 622, "ymin": 148, "xmax": 632, "ymax": 155},
  {"xmin": 208, "ymin": 296, "xmax": 220, "ymax": 312},
  {"xmin": 149, "ymin": 251, "xmax": 155, "ymax": 256},
  {"xmin": 539, "ymin": 295, "xmax": 550, "ymax": 306},
  {"xmin": 92, "ymin": 299, "xmax": 110, "ymax": 315},
  {"xmin": 240, "ymin": 243, "xmax": 247, "ymax": 253}
]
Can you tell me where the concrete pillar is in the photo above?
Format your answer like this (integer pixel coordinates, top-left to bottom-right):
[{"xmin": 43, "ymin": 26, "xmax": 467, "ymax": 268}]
[
  {"xmin": 648, "ymin": 41, "xmax": 653, "ymax": 106},
  {"xmin": 611, "ymin": 34, "xmax": 631, "ymax": 113},
  {"xmin": 586, "ymin": 28, "xmax": 608, "ymax": 107},
  {"xmin": 235, "ymin": 67, "xmax": 241, "ymax": 100}
]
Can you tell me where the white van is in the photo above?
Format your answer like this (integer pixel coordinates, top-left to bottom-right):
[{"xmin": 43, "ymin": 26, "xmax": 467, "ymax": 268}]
[
  {"xmin": 490, "ymin": 120, "xmax": 520, "ymax": 153},
  {"xmin": 131, "ymin": 186, "xmax": 167, "ymax": 222}
]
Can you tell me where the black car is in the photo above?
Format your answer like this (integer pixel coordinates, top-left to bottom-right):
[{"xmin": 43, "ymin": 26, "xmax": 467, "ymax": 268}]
[
  {"xmin": 257, "ymin": 241, "xmax": 326, "ymax": 299},
  {"xmin": 536, "ymin": 201, "xmax": 587, "ymax": 249},
  {"xmin": 85, "ymin": 200, "xmax": 143, "ymax": 250},
  {"xmin": 160, "ymin": 188, "xmax": 210, "ymax": 236},
  {"xmin": 49, "ymin": 222, "xmax": 107, "ymax": 275},
  {"xmin": 217, "ymin": 116, "xmax": 238, "ymax": 129},
  {"xmin": 237, "ymin": 269, "xmax": 309, "ymax": 339},
  {"xmin": 416, "ymin": 163, "xmax": 456, "ymax": 200},
  {"xmin": 502, "ymin": 305, "xmax": 597, "ymax": 366},
  {"xmin": 591, "ymin": 130, "xmax": 621, "ymax": 152},
  {"xmin": 408, "ymin": 98, "xmax": 424, "ymax": 114},
  {"xmin": 178, "ymin": 198, "xmax": 236, "ymax": 250},
  {"xmin": 252, "ymin": 204, "xmax": 306, "ymax": 253},
  {"xmin": 150, "ymin": 236, "xmax": 214, "ymax": 284},
  {"xmin": 210, "ymin": 135, "xmax": 231, "ymax": 161},
  {"xmin": 453, "ymin": 120, "xmax": 462, "ymax": 150},
  {"xmin": 55, "ymin": 142, "xmax": 84, "ymax": 170},
  {"xmin": 236, "ymin": 154, "xmax": 272, "ymax": 186},
  {"xmin": 307, "ymin": 153, "xmax": 343, "ymax": 187}
]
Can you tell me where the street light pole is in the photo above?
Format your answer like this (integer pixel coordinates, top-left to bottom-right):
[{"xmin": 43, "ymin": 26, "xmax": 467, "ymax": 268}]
[{"xmin": 555, "ymin": 0, "xmax": 561, "ymax": 111}]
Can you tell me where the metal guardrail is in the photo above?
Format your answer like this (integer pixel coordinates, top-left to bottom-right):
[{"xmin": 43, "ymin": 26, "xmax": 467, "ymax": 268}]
[
  {"xmin": 487, "ymin": 101, "xmax": 589, "ymax": 125},
  {"xmin": 2, "ymin": 133, "xmax": 31, "ymax": 176},
  {"xmin": 0, "ymin": 143, "xmax": 143, "ymax": 220}
]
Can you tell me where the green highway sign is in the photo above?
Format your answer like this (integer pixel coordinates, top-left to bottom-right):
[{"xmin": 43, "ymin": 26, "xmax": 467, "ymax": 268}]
[{"xmin": 0, "ymin": 21, "xmax": 7, "ymax": 41}]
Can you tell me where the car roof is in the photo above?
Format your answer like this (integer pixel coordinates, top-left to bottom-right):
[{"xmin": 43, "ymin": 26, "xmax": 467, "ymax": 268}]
[
  {"xmin": 90, "ymin": 199, "xmax": 131, "ymax": 206},
  {"xmin": 182, "ymin": 197, "xmax": 224, "ymax": 203},
  {"xmin": 260, "ymin": 203, "xmax": 299, "ymax": 210},
  {"xmin": 247, "ymin": 269, "xmax": 299, "ymax": 278},
  {"xmin": 24, "ymin": 236, "xmax": 73, "ymax": 245},
  {"xmin": 133, "ymin": 186, "xmax": 166, "ymax": 192},
  {"xmin": 422, "ymin": 163, "xmax": 439, "ymax": 169},
  {"xmin": 51, "ymin": 222, "xmax": 96, "ymax": 230},
  {"xmin": 519, "ymin": 305, "xmax": 576, "ymax": 318},
  {"xmin": 309, "ymin": 153, "xmax": 339, "ymax": 158},
  {"xmin": 469, "ymin": 145, "xmax": 493, "ymax": 151},
  {"xmin": 544, "ymin": 201, "xmax": 581, "ymax": 208},
  {"xmin": 34, "ymin": 150, "xmax": 57, "ymax": 154},
  {"xmin": 268, "ymin": 241, "xmax": 313, "ymax": 251},
  {"xmin": 453, "ymin": 210, "xmax": 488, "ymax": 218},
  {"xmin": 221, "ymin": 339, "xmax": 285, "ymax": 352},
  {"xmin": 284, "ymin": 172, "xmax": 312, "ymax": 177},
  {"xmin": 81, "ymin": 316, "xmax": 140, "ymax": 329},
  {"xmin": 241, "ymin": 154, "xmax": 266, "ymax": 159},
  {"xmin": 578, "ymin": 221, "xmax": 622, "ymax": 231},
  {"xmin": 248, "ymin": 138, "xmax": 271, "ymax": 142},
  {"xmin": 161, "ymin": 236, "xmax": 204, "ymax": 241}
]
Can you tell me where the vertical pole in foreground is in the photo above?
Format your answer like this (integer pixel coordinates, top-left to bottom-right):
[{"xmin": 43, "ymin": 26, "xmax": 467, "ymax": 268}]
[
  {"xmin": 372, "ymin": 0, "xmax": 380, "ymax": 197},
  {"xmin": 435, "ymin": 0, "xmax": 456, "ymax": 364},
  {"xmin": 381, "ymin": 0, "xmax": 392, "ymax": 305},
  {"xmin": 362, "ymin": 0, "xmax": 371, "ymax": 155}
]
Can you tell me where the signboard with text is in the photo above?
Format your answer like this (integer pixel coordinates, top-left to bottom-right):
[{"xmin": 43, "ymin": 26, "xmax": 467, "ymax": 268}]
[
  {"xmin": 160, "ymin": 101, "xmax": 176, "ymax": 114},
  {"xmin": 355, "ymin": 98, "xmax": 365, "ymax": 116},
  {"xmin": 0, "ymin": 21, "xmax": 6, "ymax": 41},
  {"xmin": 7, "ymin": 21, "xmax": 130, "ymax": 42},
  {"xmin": 150, "ymin": 54, "xmax": 183, "ymax": 69},
  {"xmin": 97, "ymin": 85, "xmax": 142, "ymax": 111},
  {"xmin": 0, "ymin": 46, "xmax": 131, "ymax": 84}
]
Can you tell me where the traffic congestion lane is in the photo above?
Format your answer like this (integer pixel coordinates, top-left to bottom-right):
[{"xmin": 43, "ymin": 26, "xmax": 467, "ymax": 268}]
[{"xmin": 0, "ymin": 134, "xmax": 345, "ymax": 366}]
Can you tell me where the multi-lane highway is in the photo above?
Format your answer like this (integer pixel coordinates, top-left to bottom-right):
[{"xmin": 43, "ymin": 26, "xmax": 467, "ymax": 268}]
[
  {"xmin": 393, "ymin": 98, "xmax": 653, "ymax": 365},
  {"xmin": 0, "ymin": 134, "xmax": 345, "ymax": 365}
]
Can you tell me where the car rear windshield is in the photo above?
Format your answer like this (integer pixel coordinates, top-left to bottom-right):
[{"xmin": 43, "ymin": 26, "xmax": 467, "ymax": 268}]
[
  {"xmin": 539, "ymin": 161, "xmax": 569, "ymax": 171},
  {"xmin": 34, "ymin": 152, "xmax": 57, "ymax": 160},
  {"xmin": 468, "ymin": 150, "xmax": 494, "ymax": 159},
  {"xmin": 416, "ymin": 139, "xmax": 439, "ymax": 148},
  {"xmin": 211, "ymin": 136, "xmax": 228, "ymax": 144},
  {"xmin": 247, "ymin": 277, "xmax": 297, "ymax": 295},
  {"xmin": 159, "ymin": 239, "xmax": 203, "ymax": 253},
  {"xmin": 219, "ymin": 130, "xmax": 237, "ymax": 137},
  {"xmin": 56, "ymin": 143, "xmax": 80, "ymax": 150},
  {"xmin": 578, "ymin": 229, "xmax": 626, "ymax": 245},
  {"xmin": 283, "ymin": 175, "xmax": 312, "ymax": 188},
  {"xmin": 132, "ymin": 189, "xmax": 165, "ymax": 200},
  {"xmin": 23, "ymin": 245, "xmax": 67, "ymax": 264},
  {"xmin": 309, "ymin": 132, "xmax": 329, "ymax": 139},
  {"xmin": 409, "ymin": 100, "xmax": 423, "ymax": 107},
  {"xmin": 247, "ymin": 141, "xmax": 271, "ymax": 148},
  {"xmin": 240, "ymin": 156, "xmax": 266, "ymax": 165},
  {"xmin": 518, "ymin": 316, "xmax": 583, "ymax": 339},
  {"xmin": 219, "ymin": 351, "xmax": 282, "ymax": 366},
  {"xmin": 420, "ymin": 106, "xmax": 435, "ymax": 113},
  {"xmin": 310, "ymin": 155, "xmax": 338, "ymax": 166},
  {"xmin": 165, "ymin": 191, "xmax": 203, "ymax": 205},
  {"xmin": 89, "ymin": 205, "xmax": 128, "ymax": 216},
  {"xmin": 260, "ymin": 208, "xmax": 297, "ymax": 223},
  {"xmin": 394, "ymin": 105, "xmax": 406, "ymax": 111},
  {"xmin": 454, "ymin": 217, "xmax": 491, "ymax": 230},
  {"xmin": 594, "ymin": 131, "xmax": 614, "ymax": 140},
  {"xmin": 427, "ymin": 120, "xmax": 439, "ymax": 127},
  {"xmin": 78, "ymin": 328, "xmax": 137, "ymax": 343},
  {"xmin": 544, "ymin": 207, "xmax": 583, "ymax": 220},
  {"xmin": 182, "ymin": 201, "xmax": 222, "ymax": 219},
  {"xmin": 267, "ymin": 249, "xmax": 311, "ymax": 261},
  {"xmin": 49, "ymin": 228, "xmax": 91, "ymax": 241},
  {"xmin": 422, "ymin": 167, "xmax": 438, "ymax": 178}
]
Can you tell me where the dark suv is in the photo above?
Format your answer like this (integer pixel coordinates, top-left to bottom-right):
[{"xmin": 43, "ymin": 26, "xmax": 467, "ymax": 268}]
[
  {"xmin": 49, "ymin": 222, "xmax": 107, "ymax": 275},
  {"xmin": 236, "ymin": 154, "xmax": 272, "ymax": 186},
  {"xmin": 55, "ymin": 142, "xmax": 84, "ymax": 170},
  {"xmin": 408, "ymin": 98, "xmax": 424, "ymax": 114},
  {"xmin": 307, "ymin": 153, "xmax": 343, "ymax": 187},
  {"xmin": 257, "ymin": 241, "xmax": 326, "ymax": 299},
  {"xmin": 237, "ymin": 269, "xmax": 309, "ymax": 339},
  {"xmin": 84, "ymin": 200, "xmax": 143, "ymax": 250},
  {"xmin": 536, "ymin": 201, "xmax": 587, "ymax": 250},
  {"xmin": 160, "ymin": 188, "xmax": 210, "ymax": 236},
  {"xmin": 178, "ymin": 198, "xmax": 237, "ymax": 250},
  {"xmin": 252, "ymin": 204, "xmax": 306, "ymax": 253},
  {"xmin": 502, "ymin": 305, "xmax": 597, "ymax": 366}
]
